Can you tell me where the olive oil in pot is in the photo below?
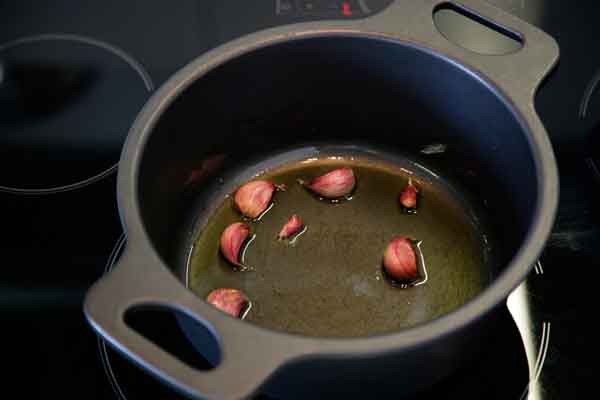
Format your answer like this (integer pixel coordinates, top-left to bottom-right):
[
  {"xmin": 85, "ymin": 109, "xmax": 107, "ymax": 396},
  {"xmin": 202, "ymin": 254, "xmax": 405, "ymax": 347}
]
[{"xmin": 187, "ymin": 155, "xmax": 490, "ymax": 338}]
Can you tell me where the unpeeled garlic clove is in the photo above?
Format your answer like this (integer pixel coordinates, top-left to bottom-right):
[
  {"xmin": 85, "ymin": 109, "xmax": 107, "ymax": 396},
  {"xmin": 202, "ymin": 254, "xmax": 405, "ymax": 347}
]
[
  {"xmin": 220, "ymin": 222, "xmax": 251, "ymax": 267},
  {"xmin": 383, "ymin": 237, "xmax": 418, "ymax": 282},
  {"xmin": 278, "ymin": 214, "xmax": 304, "ymax": 240},
  {"xmin": 206, "ymin": 288, "xmax": 249, "ymax": 318},
  {"xmin": 399, "ymin": 178, "xmax": 418, "ymax": 210},
  {"xmin": 304, "ymin": 167, "xmax": 355, "ymax": 199},
  {"xmin": 234, "ymin": 180, "xmax": 283, "ymax": 219}
]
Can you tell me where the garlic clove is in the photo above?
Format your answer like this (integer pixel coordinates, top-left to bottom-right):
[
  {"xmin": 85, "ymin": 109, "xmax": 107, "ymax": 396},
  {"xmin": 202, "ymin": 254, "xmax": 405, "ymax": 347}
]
[
  {"xmin": 234, "ymin": 180, "xmax": 285, "ymax": 219},
  {"xmin": 399, "ymin": 178, "xmax": 418, "ymax": 210},
  {"xmin": 383, "ymin": 237, "xmax": 418, "ymax": 282},
  {"xmin": 220, "ymin": 222, "xmax": 251, "ymax": 267},
  {"xmin": 278, "ymin": 214, "xmax": 305, "ymax": 240},
  {"xmin": 206, "ymin": 288, "xmax": 249, "ymax": 318},
  {"xmin": 304, "ymin": 167, "xmax": 355, "ymax": 199}
]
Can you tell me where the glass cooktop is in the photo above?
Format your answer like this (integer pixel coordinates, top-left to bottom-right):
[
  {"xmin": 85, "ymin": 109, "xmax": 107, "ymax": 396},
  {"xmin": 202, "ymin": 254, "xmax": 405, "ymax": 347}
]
[{"xmin": 1, "ymin": 1, "xmax": 598, "ymax": 399}]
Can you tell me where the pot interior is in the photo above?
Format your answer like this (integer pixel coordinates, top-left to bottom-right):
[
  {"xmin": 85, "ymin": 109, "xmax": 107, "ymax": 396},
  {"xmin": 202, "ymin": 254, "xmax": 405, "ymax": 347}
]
[{"xmin": 135, "ymin": 35, "xmax": 538, "ymax": 335}]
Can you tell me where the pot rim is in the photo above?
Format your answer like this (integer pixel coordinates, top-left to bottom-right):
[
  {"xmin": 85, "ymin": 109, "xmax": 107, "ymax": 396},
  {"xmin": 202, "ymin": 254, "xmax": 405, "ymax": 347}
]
[{"xmin": 117, "ymin": 28, "xmax": 558, "ymax": 353}]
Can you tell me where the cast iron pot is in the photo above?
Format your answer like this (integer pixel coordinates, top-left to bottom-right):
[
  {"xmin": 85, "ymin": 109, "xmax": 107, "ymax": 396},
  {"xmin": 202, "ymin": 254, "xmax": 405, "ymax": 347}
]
[{"xmin": 84, "ymin": 0, "xmax": 559, "ymax": 398}]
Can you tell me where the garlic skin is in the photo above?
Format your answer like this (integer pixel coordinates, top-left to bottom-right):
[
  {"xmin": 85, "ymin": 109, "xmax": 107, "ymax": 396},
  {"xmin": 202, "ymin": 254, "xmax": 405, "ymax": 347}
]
[
  {"xmin": 278, "ymin": 214, "xmax": 304, "ymax": 240},
  {"xmin": 383, "ymin": 237, "xmax": 418, "ymax": 282},
  {"xmin": 206, "ymin": 288, "xmax": 249, "ymax": 318},
  {"xmin": 185, "ymin": 154, "xmax": 226, "ymax": 186},
  {"xmin": 234, "ymin": 180, "xmax": 279, "ymax": 219},
  {"xmin": 304, "ymin": 167, "xmax": 355, "ymax": 199},
  {"xmin": 220, "ymin": 222, "xmax": 251, "ymax": 267},
  {"xmin": 399, "ymin": 179, "xmax": 418, "ymax": 210}
]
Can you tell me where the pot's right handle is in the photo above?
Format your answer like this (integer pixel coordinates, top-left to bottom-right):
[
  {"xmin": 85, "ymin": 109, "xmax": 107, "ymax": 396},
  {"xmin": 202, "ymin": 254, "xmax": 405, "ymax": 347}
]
[{"xmin": 364, "ymin": 0, "xmax": 559, "ymax": 100}]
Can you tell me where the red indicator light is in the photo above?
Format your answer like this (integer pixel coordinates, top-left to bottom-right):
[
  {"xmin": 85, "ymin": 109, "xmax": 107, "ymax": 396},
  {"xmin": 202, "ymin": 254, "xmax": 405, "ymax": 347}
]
[{"xmin": 342, "ymin": 2, "xmax": 352, "ymax": 16}]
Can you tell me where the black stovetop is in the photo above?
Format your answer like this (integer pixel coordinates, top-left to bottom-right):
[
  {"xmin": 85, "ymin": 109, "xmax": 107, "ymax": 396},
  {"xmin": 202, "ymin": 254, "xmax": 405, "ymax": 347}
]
[{"xmin": 1, "ymin": 1, "xmax": 598, "ymax": 399}]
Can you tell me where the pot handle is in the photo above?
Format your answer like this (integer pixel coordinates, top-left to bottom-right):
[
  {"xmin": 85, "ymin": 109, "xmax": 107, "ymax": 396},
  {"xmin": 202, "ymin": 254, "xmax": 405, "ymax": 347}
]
[
  {"xmin": 84, "ymin": 248, "xmax": 296, "ymax": 400},
  {"xmin": 364, "ymin": 0, "xmax": 559, "ymax": 98}
]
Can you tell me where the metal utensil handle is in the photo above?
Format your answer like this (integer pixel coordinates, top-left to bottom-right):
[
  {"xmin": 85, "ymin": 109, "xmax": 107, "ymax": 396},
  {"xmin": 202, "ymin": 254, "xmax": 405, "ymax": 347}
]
[{"xmin": 84, "ymin": 249, "xmax": 288, "ymax": 400}]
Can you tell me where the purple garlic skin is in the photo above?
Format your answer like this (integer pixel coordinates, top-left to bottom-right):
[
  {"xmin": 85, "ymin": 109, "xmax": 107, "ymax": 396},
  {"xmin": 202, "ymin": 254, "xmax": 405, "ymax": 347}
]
[
  {"xmin": 220, "ymin": 222, "xmax": 251, "ymax": 267},
  {"xmin": 305, "ymin": 167, "xmax": 355, "ymax": 199},
  {"xmin": 206, "ymin": 288, "xmax": 249, "ymax": 318},
  {"xmin": 383, "ymin": 236, "xmax": 418, "ymax": 282},
  {"xmin": 278, "ymin": 214, "xmax": 304, "ymax": 239},
  {"xmin": 185, "ymin": 154, "xmax": 226, "ymax": 186},
  {"xmin": 234, "ymin": 180, "xmax": 284, "ymax": 219},
  {"xmin": 399, "ymin": 179, "xmax": 418, "ymax": 210}
]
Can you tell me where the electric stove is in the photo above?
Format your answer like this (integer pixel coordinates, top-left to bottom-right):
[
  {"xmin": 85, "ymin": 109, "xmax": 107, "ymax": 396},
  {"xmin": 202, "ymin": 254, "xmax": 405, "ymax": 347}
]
[{"xmin": 1, "ymin": 1, "xmax": 598, "ymax": 399}]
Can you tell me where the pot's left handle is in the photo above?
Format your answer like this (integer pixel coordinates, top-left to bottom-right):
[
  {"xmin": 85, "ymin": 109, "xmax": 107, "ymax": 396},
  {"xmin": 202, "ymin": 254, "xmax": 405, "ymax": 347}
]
[{"xmin": 84, "ymin": 249, "xmax": 293, "ymax": 400}]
